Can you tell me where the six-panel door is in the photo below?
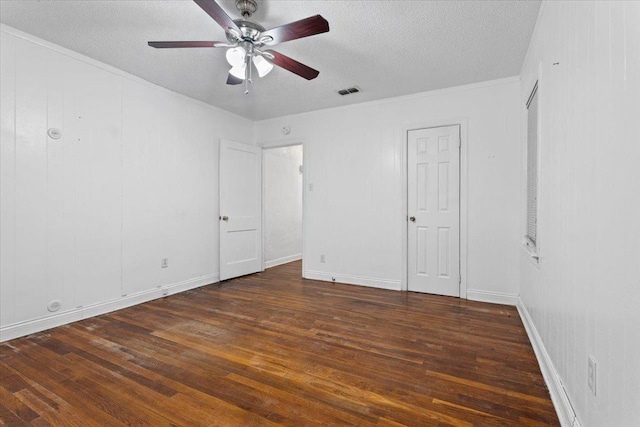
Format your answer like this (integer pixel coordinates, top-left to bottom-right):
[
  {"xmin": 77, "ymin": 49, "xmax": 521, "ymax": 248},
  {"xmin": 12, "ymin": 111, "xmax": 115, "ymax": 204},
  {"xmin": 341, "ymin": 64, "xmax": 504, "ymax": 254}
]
[{"xmin": 407, "ymin": 125, "xmax": 460, "ymax": 296}]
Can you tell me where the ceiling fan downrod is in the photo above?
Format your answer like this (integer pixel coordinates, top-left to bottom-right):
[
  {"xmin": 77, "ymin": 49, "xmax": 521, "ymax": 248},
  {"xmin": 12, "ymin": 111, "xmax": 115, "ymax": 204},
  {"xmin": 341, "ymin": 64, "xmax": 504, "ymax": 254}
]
[{"xmin": 236, "ymin": 0, "xmax": 257, "ymax": 18}]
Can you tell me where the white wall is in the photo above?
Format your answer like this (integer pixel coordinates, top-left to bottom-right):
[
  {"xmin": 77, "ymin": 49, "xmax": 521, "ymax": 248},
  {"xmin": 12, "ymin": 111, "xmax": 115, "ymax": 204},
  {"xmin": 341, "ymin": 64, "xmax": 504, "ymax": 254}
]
[
  {"xmin": 518, "ymin": 2, "xmax": 640, "ymax": 426},
  {"xmin": 254, "ymin": 78, "xmax": 522, "ymax": 297},
  {"xmin": 0, "ymin": 27, "xmax": 253, "ymax": 341},
  {"xmin": 263, "ymin": 145, "xmax": 303, "ymax": 268}
]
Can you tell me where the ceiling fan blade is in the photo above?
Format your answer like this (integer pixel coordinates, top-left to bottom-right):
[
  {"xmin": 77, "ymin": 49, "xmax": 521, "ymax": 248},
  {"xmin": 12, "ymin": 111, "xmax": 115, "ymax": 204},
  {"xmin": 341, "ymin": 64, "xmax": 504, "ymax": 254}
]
[
  {"xmin": 193, "ymin": 0, "xmax": 241, "ymax": 34},
  {"xmin": 263, "ymin": 49, "xmax": 320, "ymax": 80},
  {"xmin": 226, "ymin": 73, "xmax": 243, "ymax": 85},
  {"xmin": 260, "ymin": 15, "xmax": 329, "ymax": 45},
  {"xmin": 148, "ymin": 41, "xmax": 229, "ymax": 48}
]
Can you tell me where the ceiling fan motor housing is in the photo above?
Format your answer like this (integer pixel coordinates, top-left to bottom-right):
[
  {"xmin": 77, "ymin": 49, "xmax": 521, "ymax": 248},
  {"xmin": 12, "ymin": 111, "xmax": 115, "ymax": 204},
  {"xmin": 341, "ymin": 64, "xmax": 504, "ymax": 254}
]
[
  {"xmin": 226, "ymin": 19, "xmax": 265, "ymax": 44},
  {"xmin": 236, "ymin": 0, "xmax": 257, "ymax": 18}
]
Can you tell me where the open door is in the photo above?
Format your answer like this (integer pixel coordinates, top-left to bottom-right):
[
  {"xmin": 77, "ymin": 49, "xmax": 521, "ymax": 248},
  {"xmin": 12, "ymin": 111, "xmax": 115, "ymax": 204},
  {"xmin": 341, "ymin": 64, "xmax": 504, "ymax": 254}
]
[{"xmin": 219, "ymin": 140, "xmax": 262, "ymax": 281}]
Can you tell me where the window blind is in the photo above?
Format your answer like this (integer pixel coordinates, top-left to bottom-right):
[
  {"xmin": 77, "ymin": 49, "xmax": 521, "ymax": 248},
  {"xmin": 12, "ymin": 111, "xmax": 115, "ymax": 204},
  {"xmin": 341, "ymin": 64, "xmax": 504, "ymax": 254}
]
[{"xmin": 526, "ymin": 84, "xmax": 538, "ymax": 248}]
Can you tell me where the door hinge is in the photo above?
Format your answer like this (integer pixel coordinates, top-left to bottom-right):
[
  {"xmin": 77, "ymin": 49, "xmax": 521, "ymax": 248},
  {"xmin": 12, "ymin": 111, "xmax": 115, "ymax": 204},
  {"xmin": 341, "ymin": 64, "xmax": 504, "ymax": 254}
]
[{"xmin": 459, "ymin": 276, "xmax": 462, "ymax": 285}]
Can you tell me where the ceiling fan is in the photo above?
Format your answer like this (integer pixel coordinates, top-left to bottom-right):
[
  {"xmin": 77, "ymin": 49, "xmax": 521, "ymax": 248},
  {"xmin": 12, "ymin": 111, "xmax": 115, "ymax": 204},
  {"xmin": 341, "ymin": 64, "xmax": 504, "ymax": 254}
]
[{"xmin": 148, "ymin": 0, "xmax": 329, "ymax": 94}]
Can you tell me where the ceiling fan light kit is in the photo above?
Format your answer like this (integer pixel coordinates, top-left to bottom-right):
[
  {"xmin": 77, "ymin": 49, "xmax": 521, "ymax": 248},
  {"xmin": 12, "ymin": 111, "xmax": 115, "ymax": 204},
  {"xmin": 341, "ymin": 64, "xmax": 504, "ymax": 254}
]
[
  {"xmin": 148, "ymin": 0, "xmax": 329, "ymax": 94},
  {"xmin": 229, "ymin": 64, "xmax": 246, "ymax": 80},
  {"xmin": 225, "ymin": 45, "xmax": 246, "ymax": 67},
  {"xmin": 252, "ymin": 55, "xmax": 274, "ymax": 77}
]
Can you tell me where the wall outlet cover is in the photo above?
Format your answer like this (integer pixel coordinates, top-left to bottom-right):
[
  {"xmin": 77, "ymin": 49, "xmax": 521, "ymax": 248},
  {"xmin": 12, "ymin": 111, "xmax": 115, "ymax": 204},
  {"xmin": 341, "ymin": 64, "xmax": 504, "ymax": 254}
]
[{"xmin": 47, "ymin": 300, "xmax": 61, "ymax": 312}]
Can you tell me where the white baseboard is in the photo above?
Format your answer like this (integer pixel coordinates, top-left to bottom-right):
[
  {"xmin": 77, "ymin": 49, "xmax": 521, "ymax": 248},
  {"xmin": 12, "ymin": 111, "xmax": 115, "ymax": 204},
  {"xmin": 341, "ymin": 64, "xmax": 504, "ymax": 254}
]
[
  {"xmin": 517, "ymin": 298, "xmax": 581, "ymax": 427},
  {"xmin": 303, "ymin": 270, "xmax": 401, "ymax": 291},
  {"xmin": 264, "ymin": 254, "xmax": 302, "ymax": 269},
  {"xmin": 466, "ymin": 289, "xmax": 519, "ymax": 306},
  {"xmin": 0, "ymin": 273, "xmax": 219, "ymax": 342}
]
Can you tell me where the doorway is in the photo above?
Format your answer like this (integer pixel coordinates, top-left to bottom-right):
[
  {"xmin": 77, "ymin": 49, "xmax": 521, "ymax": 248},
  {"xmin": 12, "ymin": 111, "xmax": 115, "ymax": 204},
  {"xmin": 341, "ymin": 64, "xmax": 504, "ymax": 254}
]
[
  {"xmin": 262, "ymin": 144, "xmax": 303, "ymax": 271},
  {"xmin": 406, "ymin": 125, "xmax": 461, "ymax": 296}
]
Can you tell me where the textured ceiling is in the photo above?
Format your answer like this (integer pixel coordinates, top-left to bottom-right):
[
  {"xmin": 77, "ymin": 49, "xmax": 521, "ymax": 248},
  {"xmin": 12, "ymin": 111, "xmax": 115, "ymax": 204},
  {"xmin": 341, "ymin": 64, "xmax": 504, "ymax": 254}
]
[{"xmin": 0, "ymin": 0, "xmax": 540, "ymax": 121}]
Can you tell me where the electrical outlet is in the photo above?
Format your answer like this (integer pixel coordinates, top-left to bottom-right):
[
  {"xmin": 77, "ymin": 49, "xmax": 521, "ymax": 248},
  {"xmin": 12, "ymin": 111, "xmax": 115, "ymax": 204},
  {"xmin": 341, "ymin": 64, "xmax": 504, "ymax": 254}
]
[
  {"xmin": 320, "ymin": 254, "xmax": 325, "ymax": 263},
  {"xmin": 587, "ymin": 355, "xmax": 597, "ymax": 396},
  {"xmin": 161, "ymin": 258, "xmax": 169, "ymax": 268}
]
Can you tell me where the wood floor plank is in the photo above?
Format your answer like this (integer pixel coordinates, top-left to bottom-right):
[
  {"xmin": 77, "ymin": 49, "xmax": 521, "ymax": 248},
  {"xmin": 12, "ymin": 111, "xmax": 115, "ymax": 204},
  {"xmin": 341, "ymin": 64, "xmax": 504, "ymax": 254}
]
[
  {"xmin": 0, "ymin": 384, "xmax": 39, "ymax": 423},
  {"xmin": 0, "ymin": 261, "xmax": 559, "ymax": 426},
  {"xmin": 0, "ymin": 395, "xmax": 30, "ymax": 426}
]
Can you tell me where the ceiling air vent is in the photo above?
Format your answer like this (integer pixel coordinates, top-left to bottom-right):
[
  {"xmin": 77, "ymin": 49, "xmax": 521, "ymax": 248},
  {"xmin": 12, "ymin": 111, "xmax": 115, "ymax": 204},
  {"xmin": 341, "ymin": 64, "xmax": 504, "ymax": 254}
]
[{"xmin": 337, "ymin": 86, "xmax": 361, "ymax": 96}]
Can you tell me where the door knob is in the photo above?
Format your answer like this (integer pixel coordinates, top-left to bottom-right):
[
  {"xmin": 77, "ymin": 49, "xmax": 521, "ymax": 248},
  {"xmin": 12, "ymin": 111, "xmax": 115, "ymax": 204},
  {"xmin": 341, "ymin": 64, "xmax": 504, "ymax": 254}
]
[
  {"xmin": 220, "ymin": 215, "xmax": 229, "ymax": 221},
  {"xmin": 409, "ymin": 216, "xmax": 416, "ymax": 222}
]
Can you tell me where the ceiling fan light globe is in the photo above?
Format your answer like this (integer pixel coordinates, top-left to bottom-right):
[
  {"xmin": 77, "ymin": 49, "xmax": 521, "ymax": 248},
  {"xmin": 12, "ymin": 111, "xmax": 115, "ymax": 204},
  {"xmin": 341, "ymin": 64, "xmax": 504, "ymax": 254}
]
[
  {"xmin": 253, "ymin": 55, "xmax": 274, "ymax": 78},
  {"xmin": 226, "ymin": 46, "xmax": 246, "ymax": 67},
  {"xmin": 229, "ymin": 64, "xmax": 246, "ymax": 80}
]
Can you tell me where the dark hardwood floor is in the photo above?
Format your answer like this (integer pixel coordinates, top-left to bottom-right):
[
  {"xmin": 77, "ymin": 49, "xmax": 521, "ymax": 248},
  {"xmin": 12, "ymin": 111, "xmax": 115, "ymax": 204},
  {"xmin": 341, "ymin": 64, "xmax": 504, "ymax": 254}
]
[{"xmin": 0, "ymin": 261, "xmax": 559, "ymax": 426}]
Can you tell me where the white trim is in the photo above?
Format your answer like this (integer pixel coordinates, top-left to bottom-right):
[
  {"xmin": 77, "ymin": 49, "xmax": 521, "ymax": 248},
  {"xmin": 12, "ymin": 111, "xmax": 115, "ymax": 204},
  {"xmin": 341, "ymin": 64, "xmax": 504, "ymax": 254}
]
[
  {"xmin": 0, "ymin": 274, "xmax": 218, "ymax": 342},
  {"xmin": 256, "ymin": 138, "xmax": 305, "ymax": 149},
  {"xmin": 265, "ymin": 254, "xmax": 302, "ymax": 269},
  {"xmin": 517, "ymin": 298, "xmax": 581, "ymax": 427},
  {"xmin": 401, "ymin": 119, "xmax": 468, "ymax": 298},
  {"xmin": 401, "ymin": 127, "xmax": 409, "ymax": 291},
  {"xmin": 466, "ymin": 290, "xmax": 519, "ymax": 306},
  {"xmin": 521, "ymin": 241, "xmax": 540, "ymax": 267},
  {"xmin": 0, "ymin": 24, "xmax": 245, "ymax": 123},
  {"xmin": 301, "ymin": 143, "xmax": 306, "ymax": 277},
  {"xmin": 304, "ymin": 270, "xmax": 401, "ymax": 291}
]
